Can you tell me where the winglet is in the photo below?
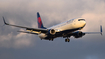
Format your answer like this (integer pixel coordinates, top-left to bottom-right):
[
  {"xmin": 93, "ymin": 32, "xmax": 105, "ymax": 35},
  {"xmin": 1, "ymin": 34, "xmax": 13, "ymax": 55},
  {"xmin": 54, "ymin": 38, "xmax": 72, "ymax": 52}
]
[
  {"xmin": 2, "ymin": 16, "xmax": 9, "ymax": 25},
  {"xmin": 100, "ymin": 25, "xmax": 102, "ymax": 35}
]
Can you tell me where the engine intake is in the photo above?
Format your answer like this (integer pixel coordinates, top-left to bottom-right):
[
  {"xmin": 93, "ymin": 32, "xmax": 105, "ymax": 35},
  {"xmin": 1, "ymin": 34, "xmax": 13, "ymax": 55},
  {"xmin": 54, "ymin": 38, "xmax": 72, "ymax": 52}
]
[
  {"xmin": 50, "ymin": 29, "xmax": 56, "ymax": 35},
  {"xmin": 73, "ymin": 31, "xmax": 85, "ymax": 38}
]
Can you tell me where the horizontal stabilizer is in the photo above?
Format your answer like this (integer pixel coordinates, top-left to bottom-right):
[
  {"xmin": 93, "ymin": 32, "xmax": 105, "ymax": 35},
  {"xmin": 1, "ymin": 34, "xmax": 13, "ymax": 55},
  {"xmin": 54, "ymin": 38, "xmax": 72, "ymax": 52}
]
[{"xmin": 17, "ymin": 31, "xmax": 38, "ymax": 35}]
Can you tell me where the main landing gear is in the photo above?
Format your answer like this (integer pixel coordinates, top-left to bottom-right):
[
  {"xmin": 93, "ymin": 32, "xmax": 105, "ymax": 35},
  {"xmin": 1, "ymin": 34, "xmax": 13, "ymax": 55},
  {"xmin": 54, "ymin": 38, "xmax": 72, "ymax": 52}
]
[
  {"xmin": 49, "ymin": 38, "xmax": 54, "ymax": 41},
  {"xmin": 65, "ymin": 38, "xmax": 70, "ymax": 42}
]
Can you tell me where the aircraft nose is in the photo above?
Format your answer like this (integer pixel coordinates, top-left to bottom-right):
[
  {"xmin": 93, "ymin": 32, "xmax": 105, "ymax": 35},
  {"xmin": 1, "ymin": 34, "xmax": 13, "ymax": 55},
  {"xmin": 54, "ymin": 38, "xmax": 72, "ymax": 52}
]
[
  {"xmin": 82, "ymin": 21, "xmax": 86, "ymax": 26},
  {"xmin": 83, "ymin": 21, "xmax": 86, "ymax": 24}
]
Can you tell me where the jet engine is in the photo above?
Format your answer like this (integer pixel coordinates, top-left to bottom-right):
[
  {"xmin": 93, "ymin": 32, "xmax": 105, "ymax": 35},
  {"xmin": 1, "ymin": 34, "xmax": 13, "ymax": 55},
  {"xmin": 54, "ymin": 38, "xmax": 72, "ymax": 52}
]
[
  {"xmin": 73, "ymin": 31, "xmax": 85, "ymax": 38},
  {"xmin": 48, "ymin": 29, "xmax": 56, "ymax": 35}
]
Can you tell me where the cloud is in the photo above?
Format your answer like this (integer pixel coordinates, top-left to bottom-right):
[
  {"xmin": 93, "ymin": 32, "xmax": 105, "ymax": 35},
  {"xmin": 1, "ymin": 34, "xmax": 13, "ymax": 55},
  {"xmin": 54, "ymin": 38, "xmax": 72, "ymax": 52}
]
[
  {"xmin": 0, "ymin": 31, "xmax": 34, "ymax": 49},
  {"xmin": 0, "ymin": 0, "xmax": 105, "ymax": 59},
  {"xmin": 0, "ymin": 0, "xmax": 105, "ymax": 49},
  {"xmin": 0, "ymin": 32, "xmax": 13, "ymax": 48},
  {"xmin": 14, "ymin": 33, "xmax": 34, "ymax": 48}
]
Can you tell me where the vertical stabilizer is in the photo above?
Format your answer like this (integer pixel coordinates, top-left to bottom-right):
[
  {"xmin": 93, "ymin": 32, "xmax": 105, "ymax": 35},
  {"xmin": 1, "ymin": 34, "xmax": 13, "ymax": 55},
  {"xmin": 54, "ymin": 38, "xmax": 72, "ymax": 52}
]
[{"xmin": 37, "ymin": 12, "xmax": 46, "ymax": 29}]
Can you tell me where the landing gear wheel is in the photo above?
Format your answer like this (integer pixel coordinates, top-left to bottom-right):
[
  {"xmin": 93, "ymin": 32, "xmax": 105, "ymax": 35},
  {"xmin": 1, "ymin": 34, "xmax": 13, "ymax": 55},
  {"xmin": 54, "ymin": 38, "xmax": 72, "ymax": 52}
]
[
  {"xmin": 49, "ymin": 38, "xmax": 53, "ymax": 41},
  {"xmin": 51, "ymin": 39, "xmax": 53, "ymax": 41},
  {"xmin": 65, "ymin": 39, "xmax": 67, "ymax": 42},
  {"xmin": 65, "ymin": 39, "xmax": 70, "ymax": 42},
  {"xmin": 67, "ymin": 39, "xmax": 70, "ymax": 42}
]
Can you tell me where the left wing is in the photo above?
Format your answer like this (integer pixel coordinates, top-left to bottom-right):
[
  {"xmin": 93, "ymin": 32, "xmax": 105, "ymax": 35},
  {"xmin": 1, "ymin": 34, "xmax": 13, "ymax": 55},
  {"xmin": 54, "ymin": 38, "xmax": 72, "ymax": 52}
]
[{"xmin": 2, "ymin": 17, "xmax": 48, "ymax": 34}]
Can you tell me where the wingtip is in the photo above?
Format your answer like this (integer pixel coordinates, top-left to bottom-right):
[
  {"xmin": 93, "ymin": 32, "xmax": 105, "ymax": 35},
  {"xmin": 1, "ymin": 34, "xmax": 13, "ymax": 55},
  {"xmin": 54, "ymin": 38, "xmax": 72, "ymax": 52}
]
[
  {"xmin": 100, "ymin": 25, "xmax": 103, "ymax": 35},
  {"xmin": 2, "ymin": 17, "xmax": 8, "ymax": 25}
]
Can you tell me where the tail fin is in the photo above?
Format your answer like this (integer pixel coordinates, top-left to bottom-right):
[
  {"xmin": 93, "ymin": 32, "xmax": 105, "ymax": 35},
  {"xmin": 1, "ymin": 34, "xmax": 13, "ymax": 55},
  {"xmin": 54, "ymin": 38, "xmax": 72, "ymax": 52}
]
[{"xmin": 37, "ymin": 12, "xmax": 46, "ymax": 29}]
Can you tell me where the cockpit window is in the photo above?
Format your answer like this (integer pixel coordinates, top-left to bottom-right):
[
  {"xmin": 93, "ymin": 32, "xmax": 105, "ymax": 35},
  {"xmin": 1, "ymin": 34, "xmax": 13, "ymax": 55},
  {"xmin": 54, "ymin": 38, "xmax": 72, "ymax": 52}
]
[{"xmin": 78, "ymin": 19, "xmax": 85, "ymax": 21}]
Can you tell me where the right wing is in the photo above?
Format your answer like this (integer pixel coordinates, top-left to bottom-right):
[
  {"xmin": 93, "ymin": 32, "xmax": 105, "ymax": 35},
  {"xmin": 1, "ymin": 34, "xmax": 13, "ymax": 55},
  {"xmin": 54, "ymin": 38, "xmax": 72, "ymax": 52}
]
[
  {"xmin": 84, "ymin": 25, "xmax": 103, "ymax": 35},
  {"xmin": 2, "ymin": 17, "xmax": 48, "ymax": 34},
  {"xmin": 62, "ymin": 25, "xmax": 102, "ymax": 38}
]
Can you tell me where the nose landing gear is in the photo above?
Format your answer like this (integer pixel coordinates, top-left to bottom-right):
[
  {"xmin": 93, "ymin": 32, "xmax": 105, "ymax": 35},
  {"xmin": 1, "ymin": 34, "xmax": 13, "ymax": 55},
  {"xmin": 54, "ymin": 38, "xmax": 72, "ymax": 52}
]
[
  {"xmin": 49, "ymin": 38, "xmax": 54, "ymax": 41},
  {"xmin": 65, "ymin": 38, "xmax": 70, "ymax": 42}
]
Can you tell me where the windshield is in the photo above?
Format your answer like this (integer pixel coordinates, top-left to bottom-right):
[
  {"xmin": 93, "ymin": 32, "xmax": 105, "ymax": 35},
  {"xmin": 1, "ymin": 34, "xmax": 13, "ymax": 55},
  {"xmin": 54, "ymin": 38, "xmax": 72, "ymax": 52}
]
[{"xmin": 78, "ymin": 19, "xmax": 85, "ymax": 21}]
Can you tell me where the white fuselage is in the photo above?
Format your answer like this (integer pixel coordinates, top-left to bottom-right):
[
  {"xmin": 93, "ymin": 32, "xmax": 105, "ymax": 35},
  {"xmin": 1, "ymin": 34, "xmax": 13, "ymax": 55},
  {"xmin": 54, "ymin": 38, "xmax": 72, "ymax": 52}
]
[
  {"xmin": 38, "ymin": 18, "xmax": 86, "ymax": 39},
  {"xmin": 48, "ymin": 18, "xmax": 86, "ymax": 31}
]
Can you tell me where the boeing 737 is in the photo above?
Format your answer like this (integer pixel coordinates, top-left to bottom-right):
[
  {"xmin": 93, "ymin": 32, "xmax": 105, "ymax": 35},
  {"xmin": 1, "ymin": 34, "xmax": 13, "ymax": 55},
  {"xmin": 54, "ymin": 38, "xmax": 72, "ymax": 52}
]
[{"xmin": 2, "ymin": 12, "xmax": 102, "ymax": 42}]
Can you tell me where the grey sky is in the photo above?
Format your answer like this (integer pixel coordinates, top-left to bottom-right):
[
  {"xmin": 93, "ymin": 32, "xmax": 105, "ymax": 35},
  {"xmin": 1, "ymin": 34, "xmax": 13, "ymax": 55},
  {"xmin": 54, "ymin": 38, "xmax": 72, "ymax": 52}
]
[{"xmin": 0, "ymin": 0, "xmax": 105, "ymax": 59}]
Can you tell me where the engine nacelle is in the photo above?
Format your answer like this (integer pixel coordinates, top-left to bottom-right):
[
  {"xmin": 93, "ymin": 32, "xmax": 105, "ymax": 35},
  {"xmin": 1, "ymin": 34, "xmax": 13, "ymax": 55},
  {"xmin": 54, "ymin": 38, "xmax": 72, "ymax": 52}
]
[
  {"xmin": 73, "ymin": 31, "xmax": 85, "ymax": 38},
  {"xmin": 48, "ymin": 29, "xmax": 56, "ymax": 35}
]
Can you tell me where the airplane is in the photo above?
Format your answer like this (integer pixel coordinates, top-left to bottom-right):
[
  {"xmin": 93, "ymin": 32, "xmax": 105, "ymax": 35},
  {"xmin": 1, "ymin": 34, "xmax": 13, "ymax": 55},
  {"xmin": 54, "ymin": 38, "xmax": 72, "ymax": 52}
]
[{"xmin": 2, "ymin": 12, "xmax": 103, "ymax": 42}]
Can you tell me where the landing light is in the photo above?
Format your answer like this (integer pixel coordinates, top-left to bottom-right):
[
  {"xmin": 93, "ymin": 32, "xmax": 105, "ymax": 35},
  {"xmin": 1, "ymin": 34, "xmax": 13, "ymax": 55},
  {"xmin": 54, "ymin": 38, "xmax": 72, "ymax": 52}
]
[
  {"xmin": 58, "ymin": 30, "xmax": 60, "ymax": 31},
  {"xmin": 55, "ymin": 29, "xmax": 61, "ymax": 32}
]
